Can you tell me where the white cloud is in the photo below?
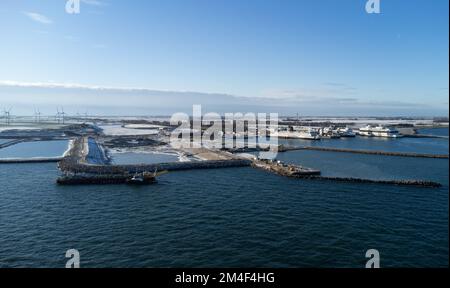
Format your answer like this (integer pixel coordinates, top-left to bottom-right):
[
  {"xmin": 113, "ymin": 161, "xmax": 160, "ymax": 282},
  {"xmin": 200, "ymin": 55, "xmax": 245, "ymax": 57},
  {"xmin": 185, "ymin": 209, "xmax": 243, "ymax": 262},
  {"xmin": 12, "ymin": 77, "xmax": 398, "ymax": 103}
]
[
  {"xmin": 0, "ymin": 80, "xmax": 446, "ymax": 117},
  {"xmin": 23, "ymin": 12, "xmax": 53, "ymax": 24},
  {"xmin": 0, "ymin": 80, "xmax": 206, "ymax": 94},
  {"xmin": 259, "ymin": 86, "xmax": 357, "ymax": 102}
]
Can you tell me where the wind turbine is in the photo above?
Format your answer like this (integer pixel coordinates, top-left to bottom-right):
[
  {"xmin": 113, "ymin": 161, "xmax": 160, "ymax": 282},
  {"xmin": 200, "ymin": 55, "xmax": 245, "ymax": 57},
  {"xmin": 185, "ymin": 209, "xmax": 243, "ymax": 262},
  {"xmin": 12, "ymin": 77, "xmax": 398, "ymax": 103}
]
[
  {"xmin": 60, "ymin": 107, "xmax": 66, "ymax": 124},
  {"xmin": 34, "ymin": 108, "xmax": 40, "ymax": 123},
  {"xmin": 4, "ymin": 107, "xmax": 12, "ymax": 125},
  {"xmin": 37, "ymin": 109, "xmax": 42, "ymax": 123},
  {"xmin": 56, "ymin": 108, "xmax": 61, "ymax": 124},
  {"xmin": 1, "ymin": 108, "xmax": 4, "ymax": 125},
  {"xmin": 76, "ymin": 111, "xmax": 81, "ymax": 123},
  {"xmin": 84, "ymin": 110, "xmax": 89, "ymax": 123}
]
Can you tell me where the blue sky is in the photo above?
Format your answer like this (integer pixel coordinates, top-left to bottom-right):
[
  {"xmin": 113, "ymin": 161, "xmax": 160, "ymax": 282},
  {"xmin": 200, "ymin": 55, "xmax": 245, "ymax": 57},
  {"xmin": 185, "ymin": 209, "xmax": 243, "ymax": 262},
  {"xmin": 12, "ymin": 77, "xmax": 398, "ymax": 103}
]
[{"xmin": 0, "ymin": 0, "xmax": 448, "ymax": 116}]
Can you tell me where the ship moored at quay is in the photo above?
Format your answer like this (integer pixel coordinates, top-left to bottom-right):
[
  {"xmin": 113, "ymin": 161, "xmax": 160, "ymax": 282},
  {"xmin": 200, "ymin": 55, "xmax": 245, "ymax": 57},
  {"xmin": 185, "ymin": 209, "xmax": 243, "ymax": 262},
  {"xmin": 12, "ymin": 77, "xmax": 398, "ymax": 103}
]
[
  {"xmin": 273, "ymin": 125, "xmax": 405, "ymax": 140},
  {"xmin": 357, "ymin": 125, "xmax": 403, "ymax": 138}
]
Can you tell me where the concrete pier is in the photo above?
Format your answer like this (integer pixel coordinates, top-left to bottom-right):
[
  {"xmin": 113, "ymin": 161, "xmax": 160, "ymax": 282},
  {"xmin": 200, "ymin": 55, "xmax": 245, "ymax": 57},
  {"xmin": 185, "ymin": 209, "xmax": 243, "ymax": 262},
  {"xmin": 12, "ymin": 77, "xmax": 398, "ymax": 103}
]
[
  {"xmin": 404, "ymin": 134, "xmax": 448, "ymax": 139},
  {"xmin": 0, "ymin": 157, "xmax": 63, "ymax": 164},
  {"xmin": 277, "ymin": 145, "xmax": 449, "ymax": 159},
  {"xmin": 57, "ymin": 173, "xmax": 157, "ymax": 185},
  {"xmin": 251, "ymin": 158, "xmax": 442, "ymax": 187},
  {"xmin": 302, "ymin": 176, "xmax": 442, "ymax": 188},
  {"xmin": 59, "ymin": 158, "xmax": 252, "ymax": 175},
  {"xmin": 252, "ymin": 159, "xmax": 321, "ymax": 177}
]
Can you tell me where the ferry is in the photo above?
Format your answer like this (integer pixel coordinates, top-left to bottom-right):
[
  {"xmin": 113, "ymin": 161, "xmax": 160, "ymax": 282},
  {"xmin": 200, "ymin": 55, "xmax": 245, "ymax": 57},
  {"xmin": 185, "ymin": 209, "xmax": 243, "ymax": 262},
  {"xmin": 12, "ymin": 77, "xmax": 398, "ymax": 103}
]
[
  {"xmin": 278, "ymin": 127, "xmax": 321, "ymax": 140},
  {"xmin": 336, "ymin": 127, "xmax": 356, "ymax": 137},
  {"xmin": 320, "ymin": 127, "xmax": 341, "ymax": 139},
  {"xmin": 298, "ymin": 128, "xmax": 321, "ymax": 140},
  {"xmin": 358, "ymin": 125, "xmax": 402, "ymax": 138}
]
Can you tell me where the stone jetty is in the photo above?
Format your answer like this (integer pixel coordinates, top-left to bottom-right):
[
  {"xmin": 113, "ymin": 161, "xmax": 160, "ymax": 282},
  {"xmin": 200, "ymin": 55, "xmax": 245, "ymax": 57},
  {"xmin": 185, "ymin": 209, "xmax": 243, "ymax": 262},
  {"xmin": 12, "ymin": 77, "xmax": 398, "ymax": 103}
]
[
  {"xmin": 56, "ymin": 136, "xmax": 443, "ymax": 188},
  {"xmin": 277, "ymin": 145, "xmax": 449, "ymax": 159}
]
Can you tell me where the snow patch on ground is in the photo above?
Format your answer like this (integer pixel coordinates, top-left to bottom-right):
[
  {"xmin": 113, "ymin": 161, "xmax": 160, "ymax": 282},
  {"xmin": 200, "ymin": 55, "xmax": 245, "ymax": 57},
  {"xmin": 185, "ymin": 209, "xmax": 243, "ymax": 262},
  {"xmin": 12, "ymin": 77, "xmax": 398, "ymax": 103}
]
[
  {"xmin": 123, "ymin": 124, "xmax": 165, "ymax": 129},
  {"xmin": 62, "ymin": 139, "xmax": 74, "ymax": 157},
  {"xmin": 99, "ymin": 125, "xmax": 159, "ymax": 136}
]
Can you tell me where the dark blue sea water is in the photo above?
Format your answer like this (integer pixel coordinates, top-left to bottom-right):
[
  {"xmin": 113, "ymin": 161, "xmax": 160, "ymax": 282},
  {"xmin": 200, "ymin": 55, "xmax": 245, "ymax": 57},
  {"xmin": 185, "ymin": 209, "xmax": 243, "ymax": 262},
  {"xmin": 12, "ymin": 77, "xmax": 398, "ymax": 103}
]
[
  {"xmin": 0, "ymin": 137, "xmax": 448, "ymax": 268},
  {"xmin": 418, "ymin": 127, "xmax": 449, "ymax": 137},
  {"xmin": 277, "ymin": 150, "xmax": 449, "ymax": 181}
]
